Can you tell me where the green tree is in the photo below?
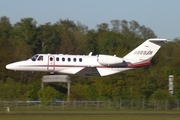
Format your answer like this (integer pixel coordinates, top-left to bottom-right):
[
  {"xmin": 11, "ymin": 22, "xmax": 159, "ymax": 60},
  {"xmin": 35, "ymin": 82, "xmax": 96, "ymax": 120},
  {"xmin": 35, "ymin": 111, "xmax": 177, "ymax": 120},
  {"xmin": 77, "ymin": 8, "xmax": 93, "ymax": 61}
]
[
  {"xmin": 111, "ymin": 20, "xmax": 121, "ymax": 33},
  {"xmin": 38, "ymin": 86, "xmax": 60, "ymax": 105},
  {"xmin": 25, "ymin": 80, "xmax": 41, "ymax": 100},
  {"xmin": 1, "ymin": 16, "xmax": 177, "ymax": 102},
  {"xmin": 86, "ymin": 30, "xmax": 98, "ymax": 54},
  {"xmin": 73, "ymin": 22, "xmax": 89, "ymax": 54},
  {"xmin": 13, "ymin": 18, "xmax": 38, "ymax": 58},
  {"xmin": 150, "ymin": 89, "xmax": 170, "ymax": 100},
  {"xmin": 70, "ymin": 83, "xmax": 90, "ymax": 100},
  {"xmin": 97, "ymin": 23, "xmax": 109, "ymax": 32},
  {"xmin": 138, "ymin": 25, "xmax": 156, "ymax": 39},
  {"xmin": 56, "ymin": 19, "xmax": 78, "ymax": 54},
  {"xmin": 0, "ymin": 16, "xmax": 15, "ymax": 80},
  {"xmin": 37, "ymin": 22, "xmax": 60, "ymax": 53},
  {"xmin": 2, "ymin": 77, "xmax": 23, "ymax": 99}
]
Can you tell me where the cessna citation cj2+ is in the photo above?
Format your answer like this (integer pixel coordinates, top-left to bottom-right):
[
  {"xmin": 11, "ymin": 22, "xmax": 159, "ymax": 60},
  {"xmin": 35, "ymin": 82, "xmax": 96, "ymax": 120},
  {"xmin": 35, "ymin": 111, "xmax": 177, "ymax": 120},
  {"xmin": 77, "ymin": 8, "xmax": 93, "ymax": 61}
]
[{"xmin": 6, "ymin": 38, "xmax": 166, "ymax": 77}]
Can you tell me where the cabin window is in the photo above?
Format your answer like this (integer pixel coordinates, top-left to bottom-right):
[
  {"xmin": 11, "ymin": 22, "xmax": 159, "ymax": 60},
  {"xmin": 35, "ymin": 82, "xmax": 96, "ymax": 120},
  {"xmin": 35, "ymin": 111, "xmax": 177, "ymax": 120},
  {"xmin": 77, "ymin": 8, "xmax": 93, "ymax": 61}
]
[
  {"xmin": 50, "ymin": 57, "xmax": 53, "ymax": 61},
  {"xmin": 62, "ymin": 57, "xmax": 65, "ymax": 62},
  {"xmin": 79, "ymin": 58, "xmax": 82, "ymax": 62},
  {"xmin": 73, "ymin": 58, "xmax": 76, "ymax": 62},
  {"xmin": 56, "ymin": 57, "xmax": 59, "ymax": 61},
  {"xmin": 38, "ymin": 56, "xmax": 43, "ymax": 61},
  {"xmin": 68, "ymin": 58, "xmax": 71, "ymax": 62}
]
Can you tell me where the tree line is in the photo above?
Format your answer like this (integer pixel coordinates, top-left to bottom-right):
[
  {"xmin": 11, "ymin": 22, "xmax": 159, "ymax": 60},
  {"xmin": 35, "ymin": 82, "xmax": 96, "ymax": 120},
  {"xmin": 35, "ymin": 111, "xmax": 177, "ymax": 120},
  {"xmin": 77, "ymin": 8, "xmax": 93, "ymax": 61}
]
[{"xmin": 0, "ymin": 16, "xmax": 180, "ymax": 102}]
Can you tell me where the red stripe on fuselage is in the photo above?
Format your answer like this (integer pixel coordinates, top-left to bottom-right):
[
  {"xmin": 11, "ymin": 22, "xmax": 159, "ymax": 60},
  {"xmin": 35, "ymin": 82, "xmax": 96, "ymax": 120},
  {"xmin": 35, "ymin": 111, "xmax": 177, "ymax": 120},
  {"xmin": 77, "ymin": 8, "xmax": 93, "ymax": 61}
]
[
  {"xmin": 22, "ymin": 61, "xmax": 151, "ymax": 69},
  {"xmin": 127, "ymin": 61, "xmax": 151, "ymax": 67}
]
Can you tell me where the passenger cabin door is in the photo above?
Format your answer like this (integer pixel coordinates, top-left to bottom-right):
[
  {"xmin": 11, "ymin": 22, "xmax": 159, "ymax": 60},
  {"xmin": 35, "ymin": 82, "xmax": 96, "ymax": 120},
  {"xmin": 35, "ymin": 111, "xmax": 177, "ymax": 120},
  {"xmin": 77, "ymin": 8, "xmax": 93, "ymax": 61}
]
[{"xmin": 47, "ymin": 55, "xmax": 55, "ymax": 71}]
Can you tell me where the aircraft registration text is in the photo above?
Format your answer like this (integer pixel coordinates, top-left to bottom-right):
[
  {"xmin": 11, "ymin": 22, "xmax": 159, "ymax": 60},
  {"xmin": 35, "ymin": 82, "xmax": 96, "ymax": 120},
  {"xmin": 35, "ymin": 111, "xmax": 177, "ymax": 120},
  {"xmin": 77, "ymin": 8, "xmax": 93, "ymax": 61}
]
[{"xmin": 133, "ymin": 50, "xmax": 153, "ymax": 55}]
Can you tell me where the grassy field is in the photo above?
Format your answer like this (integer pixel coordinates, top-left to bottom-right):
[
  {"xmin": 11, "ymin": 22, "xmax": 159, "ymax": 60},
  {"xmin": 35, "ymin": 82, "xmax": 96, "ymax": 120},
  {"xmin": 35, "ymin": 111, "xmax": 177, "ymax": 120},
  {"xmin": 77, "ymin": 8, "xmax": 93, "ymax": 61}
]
[
  {"xmin": 0, "ymin": 110, "xmax": 180, "ymax": 120},
  {"xmin": 1, "ymin": 116, "xmax": 180, "ymax": 120}
]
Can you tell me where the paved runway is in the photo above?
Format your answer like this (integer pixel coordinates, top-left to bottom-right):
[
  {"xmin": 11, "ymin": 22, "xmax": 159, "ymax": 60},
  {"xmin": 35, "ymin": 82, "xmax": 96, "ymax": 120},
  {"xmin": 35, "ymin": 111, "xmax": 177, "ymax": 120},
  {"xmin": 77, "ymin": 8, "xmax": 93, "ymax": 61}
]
[{"xmin": 0, "ymin": 112, "xmax": 180, "ymax": 117}]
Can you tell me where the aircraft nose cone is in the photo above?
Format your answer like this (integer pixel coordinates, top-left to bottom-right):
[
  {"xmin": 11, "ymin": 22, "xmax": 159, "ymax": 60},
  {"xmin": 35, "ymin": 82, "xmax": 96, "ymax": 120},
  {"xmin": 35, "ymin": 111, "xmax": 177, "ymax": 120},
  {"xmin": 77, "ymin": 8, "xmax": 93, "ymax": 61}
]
[
  {"xmin": 6, "ymin": 61, "xmax": 26, "ymax": 71},
  {"xmin": 6, "ymin": 63, "xmax": 16, "ymax": 70},
  {"xmin": 6, "ymin": 64, "xmax": 12, "ymax": 70}
]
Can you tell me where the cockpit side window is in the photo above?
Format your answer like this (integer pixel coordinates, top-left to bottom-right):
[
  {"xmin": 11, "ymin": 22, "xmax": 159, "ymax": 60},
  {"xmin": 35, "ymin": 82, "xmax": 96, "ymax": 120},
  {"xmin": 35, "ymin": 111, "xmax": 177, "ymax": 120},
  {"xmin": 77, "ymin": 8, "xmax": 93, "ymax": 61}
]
[
  {"xmin": 31, "ymin": 55, "xmax": 39, "ymax": 61},
  {"xmin": 37, "ymin": 56, "xmax": 43, "ymax": 61}
]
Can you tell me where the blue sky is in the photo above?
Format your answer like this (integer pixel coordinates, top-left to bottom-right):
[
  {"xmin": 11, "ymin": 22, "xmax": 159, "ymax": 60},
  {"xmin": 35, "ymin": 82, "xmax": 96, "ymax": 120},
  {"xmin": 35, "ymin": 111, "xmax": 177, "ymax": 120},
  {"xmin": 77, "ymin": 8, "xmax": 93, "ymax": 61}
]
[{"xmin": 0, "ymin": 0, "xmax": 179, "ymax": 39}]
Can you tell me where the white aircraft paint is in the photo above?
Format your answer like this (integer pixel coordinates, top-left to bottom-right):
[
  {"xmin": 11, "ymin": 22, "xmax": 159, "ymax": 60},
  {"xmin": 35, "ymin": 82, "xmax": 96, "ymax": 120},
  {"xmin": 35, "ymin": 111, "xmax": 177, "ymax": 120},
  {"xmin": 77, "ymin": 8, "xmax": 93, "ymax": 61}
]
[{"xmin": 6, "ymin": 38, "xmax": 166, "ymax": 77}]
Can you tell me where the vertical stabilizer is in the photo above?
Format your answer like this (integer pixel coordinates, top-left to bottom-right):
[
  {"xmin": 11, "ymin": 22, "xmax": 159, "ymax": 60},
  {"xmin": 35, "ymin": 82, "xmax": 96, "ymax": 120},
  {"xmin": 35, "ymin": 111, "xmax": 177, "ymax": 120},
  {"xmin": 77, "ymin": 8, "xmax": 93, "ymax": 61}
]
[{"xmin": 123, "ymin": 38, "xmax": 166, "ymax": 63}]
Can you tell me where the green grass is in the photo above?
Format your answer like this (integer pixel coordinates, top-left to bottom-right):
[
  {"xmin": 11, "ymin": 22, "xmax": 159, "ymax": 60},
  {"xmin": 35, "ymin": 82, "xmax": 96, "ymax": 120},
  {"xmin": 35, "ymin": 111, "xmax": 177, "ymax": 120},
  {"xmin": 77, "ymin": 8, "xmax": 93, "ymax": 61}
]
[
  {"xmin": 1, "ymin": 116, "xmax": 179, "ymax": 120},
  {"xmin": 1, "ymin": 115, "xmax": 180, "ymax": 120},
  {"xmin": 0, "ymin": 110, "xmax": 180, "ymax": 120}
]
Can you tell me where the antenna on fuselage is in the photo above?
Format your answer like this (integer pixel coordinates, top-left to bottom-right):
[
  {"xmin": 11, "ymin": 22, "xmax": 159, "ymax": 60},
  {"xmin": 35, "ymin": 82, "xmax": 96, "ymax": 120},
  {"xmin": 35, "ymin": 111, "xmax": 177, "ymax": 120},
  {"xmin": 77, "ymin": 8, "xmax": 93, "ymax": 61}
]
[{"xmin": 88, "ymin": 52, "xmax": 92, "ymax": 56}]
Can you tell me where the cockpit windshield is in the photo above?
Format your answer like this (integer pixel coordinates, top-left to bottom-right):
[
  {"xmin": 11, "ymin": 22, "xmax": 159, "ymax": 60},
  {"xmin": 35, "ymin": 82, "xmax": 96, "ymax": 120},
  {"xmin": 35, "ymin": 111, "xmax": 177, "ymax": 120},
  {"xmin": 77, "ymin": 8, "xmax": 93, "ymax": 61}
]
[{"xmin": 31, "ymin": 54, "xmax": 39, "ymax": 61}]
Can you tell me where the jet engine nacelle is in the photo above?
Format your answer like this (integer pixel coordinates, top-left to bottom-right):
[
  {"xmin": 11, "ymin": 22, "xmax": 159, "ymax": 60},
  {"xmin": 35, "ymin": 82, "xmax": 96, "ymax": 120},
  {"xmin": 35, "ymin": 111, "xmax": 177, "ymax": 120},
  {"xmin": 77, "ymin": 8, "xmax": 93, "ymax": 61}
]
[{"xmin": 97, "ymin": 54, "xmax": 124, "ymax": 66}]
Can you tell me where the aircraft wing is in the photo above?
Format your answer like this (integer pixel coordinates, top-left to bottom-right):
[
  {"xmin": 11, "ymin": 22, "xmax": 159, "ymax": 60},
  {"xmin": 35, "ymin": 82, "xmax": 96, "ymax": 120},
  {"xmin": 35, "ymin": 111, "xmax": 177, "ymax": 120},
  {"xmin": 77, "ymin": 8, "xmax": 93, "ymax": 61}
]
[{"xmin": 75, "ymin": 67, "xmax": 100, "ymax": 77}]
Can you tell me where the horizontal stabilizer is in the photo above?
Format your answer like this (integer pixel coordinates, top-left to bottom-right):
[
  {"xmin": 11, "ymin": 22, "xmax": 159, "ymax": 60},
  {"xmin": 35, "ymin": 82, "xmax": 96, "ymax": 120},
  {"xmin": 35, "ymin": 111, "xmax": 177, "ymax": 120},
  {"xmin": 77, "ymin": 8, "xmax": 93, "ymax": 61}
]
[{"xmin": 149, "ymin": 38, "xmax": 167, "ymax": 42}]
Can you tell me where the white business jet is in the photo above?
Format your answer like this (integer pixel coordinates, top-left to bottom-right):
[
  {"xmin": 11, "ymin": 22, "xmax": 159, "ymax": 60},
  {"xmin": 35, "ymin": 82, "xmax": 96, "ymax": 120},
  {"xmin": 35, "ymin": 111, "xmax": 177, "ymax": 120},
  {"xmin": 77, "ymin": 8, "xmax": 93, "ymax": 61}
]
[{"xmin": 6, "ymin": 38, "xmax": 166, "ymax": 77}]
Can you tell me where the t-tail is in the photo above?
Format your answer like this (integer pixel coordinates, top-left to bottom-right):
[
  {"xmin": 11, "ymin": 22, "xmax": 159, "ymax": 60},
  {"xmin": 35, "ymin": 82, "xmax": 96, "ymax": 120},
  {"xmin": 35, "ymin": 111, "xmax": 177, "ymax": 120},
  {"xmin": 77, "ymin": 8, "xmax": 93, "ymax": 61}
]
[{"xmin": 123, "ymin": 38, "xmax": 167, "ymax": 66}]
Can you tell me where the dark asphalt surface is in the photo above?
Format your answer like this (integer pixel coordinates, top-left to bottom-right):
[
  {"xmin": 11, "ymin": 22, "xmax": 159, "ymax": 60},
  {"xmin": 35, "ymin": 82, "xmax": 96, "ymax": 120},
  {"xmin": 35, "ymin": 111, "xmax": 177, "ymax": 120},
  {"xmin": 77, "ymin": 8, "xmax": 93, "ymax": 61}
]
[{"xmin": 0, "ymin": 112, "xmax": 180, "ymax": 117}]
